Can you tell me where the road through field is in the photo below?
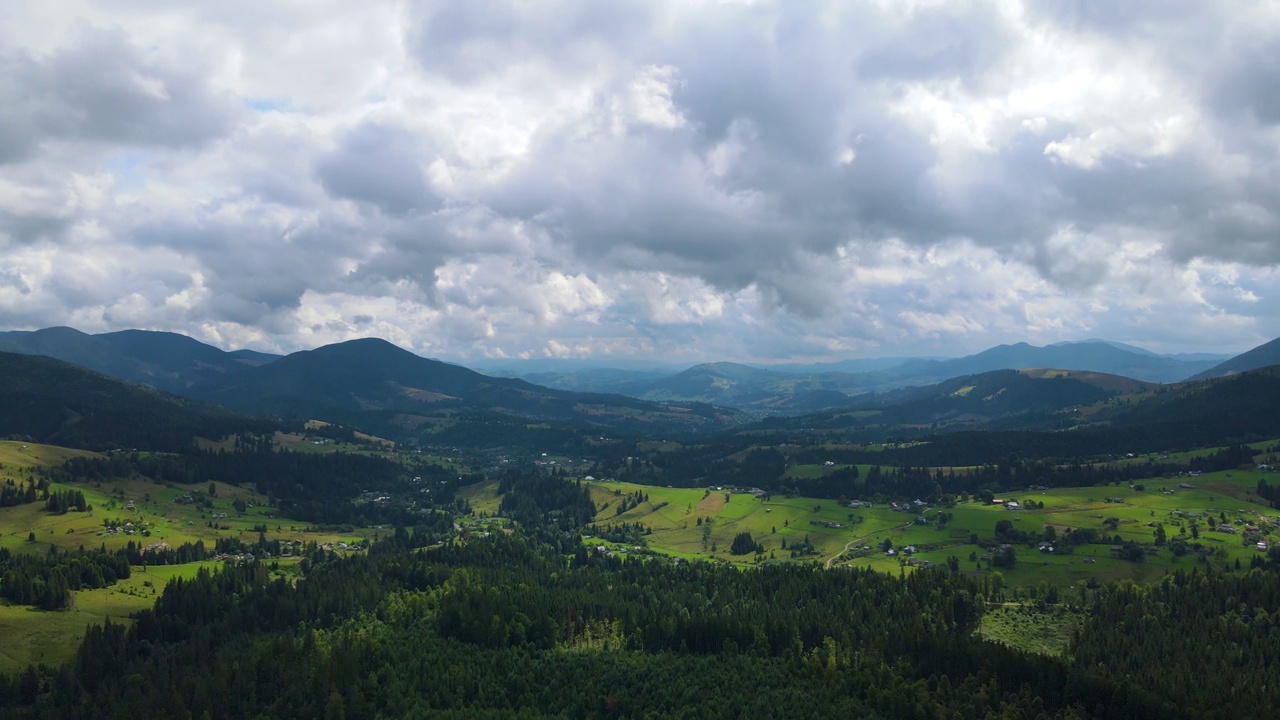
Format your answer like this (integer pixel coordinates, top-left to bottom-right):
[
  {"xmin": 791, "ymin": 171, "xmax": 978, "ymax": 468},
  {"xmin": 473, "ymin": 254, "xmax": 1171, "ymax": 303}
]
[{"xmin": 825, "ymin": 519, "xmax": 916, "ymax": 569}]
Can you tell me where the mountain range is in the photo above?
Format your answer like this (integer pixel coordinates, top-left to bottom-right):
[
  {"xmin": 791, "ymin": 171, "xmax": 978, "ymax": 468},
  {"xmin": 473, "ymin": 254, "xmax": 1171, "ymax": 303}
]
[
  {"xmin": 0, "ymin": 326, "xmax": 1275, "ymax": 436},
  {"xmin": 0, "ymin": 326, "xmax": 1278, "ymax": 456},
  {"xmin": 510, "ymin": 340, "xmax": 1231, "ymax": 413}
]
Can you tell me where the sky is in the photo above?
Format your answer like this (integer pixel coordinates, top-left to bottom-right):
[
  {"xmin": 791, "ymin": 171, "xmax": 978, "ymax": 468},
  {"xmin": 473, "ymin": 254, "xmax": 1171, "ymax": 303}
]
[{"xmin": 1, "ymin": 0, "xmax": 1278, "ymax": 364}]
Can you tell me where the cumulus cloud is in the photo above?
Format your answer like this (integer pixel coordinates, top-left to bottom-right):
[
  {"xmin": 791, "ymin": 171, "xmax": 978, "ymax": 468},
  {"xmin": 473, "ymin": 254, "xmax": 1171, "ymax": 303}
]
[{"xmin": 0, "ymin": 0, "xmax": 1277, "ymax": 362}]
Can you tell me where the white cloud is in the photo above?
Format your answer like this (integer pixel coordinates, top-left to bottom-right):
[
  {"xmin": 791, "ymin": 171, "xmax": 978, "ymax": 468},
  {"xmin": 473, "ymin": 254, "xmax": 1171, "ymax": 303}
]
[{"xmin": 0, "ymin": 0, "xmax": 1276, "ymax": 362}]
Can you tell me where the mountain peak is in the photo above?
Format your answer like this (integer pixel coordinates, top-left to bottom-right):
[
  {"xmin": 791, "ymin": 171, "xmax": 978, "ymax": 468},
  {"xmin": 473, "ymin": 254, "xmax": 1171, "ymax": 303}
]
[{"xmin": 314, "ymin": 337, "xmax": 411, "ymax": 355}]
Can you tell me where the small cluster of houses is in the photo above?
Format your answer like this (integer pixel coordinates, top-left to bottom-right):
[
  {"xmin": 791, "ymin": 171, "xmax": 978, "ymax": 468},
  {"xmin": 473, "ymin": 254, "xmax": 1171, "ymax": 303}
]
[
  {"xmin": 591, "ymin": 544, "xmax": 648, "ymax": 558},
  {"xmin": 99, "ymin": 521, "xmax": 149, "ymax": 537},
  {"xmin": 810, "ymin": 520, "xmax": 843, "ymax": 529}
]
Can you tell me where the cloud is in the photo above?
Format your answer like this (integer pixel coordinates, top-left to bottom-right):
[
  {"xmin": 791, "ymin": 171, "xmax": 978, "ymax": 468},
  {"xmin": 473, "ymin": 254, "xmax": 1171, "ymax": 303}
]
[
  {"xmin": 0, "ymin": 0, "xmax": 1277, "ymax": 362},
  {"xmin": 316, "ymin": 122, "xmax": 441, "ymax": 215},
  {"xmin": 0, "ymin": 25, "xmax": 238, "ymax": 162}
]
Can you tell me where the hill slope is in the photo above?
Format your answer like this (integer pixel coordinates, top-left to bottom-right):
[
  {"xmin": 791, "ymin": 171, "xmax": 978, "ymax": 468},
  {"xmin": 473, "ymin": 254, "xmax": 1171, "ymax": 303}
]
[
  {"xmin": 1190, "ymin": 336, "xmax": 1280, "ymax": 380},
  {"xmin": 0, "ymin": 351, "xmax": 272, "ymax": 451}
]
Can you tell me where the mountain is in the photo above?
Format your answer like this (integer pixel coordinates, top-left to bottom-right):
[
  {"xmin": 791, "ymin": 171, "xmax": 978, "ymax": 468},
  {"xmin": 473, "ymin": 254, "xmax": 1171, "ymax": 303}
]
[
  {"xmin": 189, "ymin": 338, "xmax": 740, "ymax": 440},
  {"xmin": 765, "ymin": 357, "xmax": 928, "ymax": 374},
  {"xmin": 1189, "ymin": 336, "xmax": 1280, "ymax": 380},
  {"xmin": 621, "ymin": 362, "xmax": 884, "ymax": 414},
  {"xmin": 0, "ymin": 351, "xmax": 273, "ymax": 451},
  {"xmin": 513, "ymin": 367, "xmax": 673, "ymax": 394},
  {"xmin": 0, "ymin": 327, "xmax": 279, "ymax": 394},
  {"xmin": 893, "ymin": 341, "xmax": 1218, "ymax": 385}
]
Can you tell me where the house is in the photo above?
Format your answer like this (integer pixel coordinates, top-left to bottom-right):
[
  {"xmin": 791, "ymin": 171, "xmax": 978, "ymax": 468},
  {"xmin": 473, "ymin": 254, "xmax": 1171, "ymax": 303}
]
[
  {"xmin": 1006, "ymin": 501, "xmax": 1020, "ymax": 510},
  {"xmin": 1259, "ymin": 541, "xmax": 1270, "ymax": 552},
  {"xmin": 991, "ymin": 499, "xmax": 1005, "ymax": 505},
  {"xmin": 1083, "ymin": 556, "xmax": 1097, "ymax": 564}
]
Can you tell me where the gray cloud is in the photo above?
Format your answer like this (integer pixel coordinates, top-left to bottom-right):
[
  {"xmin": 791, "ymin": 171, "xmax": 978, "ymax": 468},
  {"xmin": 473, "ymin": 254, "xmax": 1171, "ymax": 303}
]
[
  {"xmin": 316, "ymin": 122, "xmax": 441, "ymax": 215},
  {"xmin": 408, "ymin": 0, "xmax": 654, "ymax": 82},
  {"xmin": 0, "ymin": 25, "xmax": 237, "ymax": 161}
]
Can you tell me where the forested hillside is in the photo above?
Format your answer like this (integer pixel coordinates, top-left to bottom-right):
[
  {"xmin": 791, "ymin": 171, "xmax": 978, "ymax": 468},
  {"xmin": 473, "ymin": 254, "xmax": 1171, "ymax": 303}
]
[{"xmin": 0, "ymin": 352, "xmax": 274, "ymax": 451}]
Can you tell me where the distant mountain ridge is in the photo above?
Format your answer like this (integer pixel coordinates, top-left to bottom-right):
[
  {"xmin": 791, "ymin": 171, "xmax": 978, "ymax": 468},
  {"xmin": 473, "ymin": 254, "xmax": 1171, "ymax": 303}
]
[
  {"xmin": 894, "ymin": 341, "xmax": 1220, "ymax": 385},
  {"xmin": 0, "ymin": 326, "xmax": 279, "ymax": 394},
  {"xmin": 520, "ymin": 340, "xmax": 1228, "ymax": 413}
]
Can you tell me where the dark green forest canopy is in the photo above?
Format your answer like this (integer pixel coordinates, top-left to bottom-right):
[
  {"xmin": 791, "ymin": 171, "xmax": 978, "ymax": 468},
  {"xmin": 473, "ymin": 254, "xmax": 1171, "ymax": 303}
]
[{"xmin": 4, "ymin": 525, "xmax": 1278, "ymax": 719}]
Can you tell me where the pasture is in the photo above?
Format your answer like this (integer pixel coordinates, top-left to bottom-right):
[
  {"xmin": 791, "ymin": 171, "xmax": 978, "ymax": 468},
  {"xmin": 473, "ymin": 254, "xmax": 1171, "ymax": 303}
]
[
  {"xmin": 582, "ymin": 467, "xmax": 1280, "ymax": 586},
  {"xmin": 0, "ymin": 441, "xmax": 378, "ymax": 672},
  {"xmin": 0, "ymin": 442, "xmax": 371, "ymax": 557},
  {"xmin": 0, "ymin": 560, "xmax": 227, "ymax": 673}
]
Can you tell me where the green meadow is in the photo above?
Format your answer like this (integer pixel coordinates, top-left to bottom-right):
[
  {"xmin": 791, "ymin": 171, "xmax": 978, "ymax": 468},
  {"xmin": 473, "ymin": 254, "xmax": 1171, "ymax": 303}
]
[
  {"xmin": 0, "ymin": 561, "xmax": 218, "ymax": 672},
  {"xmin": 582, "ymin": 466, "xmax": 1280, "ymax": 586},
  {"xmin": 0, "ymin": 441, "xmax": 373, "ymax": 557},
  {"xmin": 586, "ymin": 480, "xmax": 909, "ymax": 565},
  {"xmin": 0, "ymin": 441, "xmax": 374, "ymax": 670}
]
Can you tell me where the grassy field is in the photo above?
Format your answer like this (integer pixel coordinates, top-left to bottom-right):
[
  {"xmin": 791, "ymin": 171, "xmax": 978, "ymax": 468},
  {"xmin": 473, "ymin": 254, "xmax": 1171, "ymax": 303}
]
[
  {"xmin": 586, "ymin": 481, "xmax": 905, "ymax": 564},
  {"xmin": 0, "ymin": 442, "xmax": 373, "ymax": 557},
  {"xmin": 0, "ymin": 560, "xmax": 230, "ymax": 673},
  {"xmin": 0, "ymin": 441, "xmax": 378, "ymax": 672},
  {"xmin": 580, "ymin": 466, "xmax": 1280, "ymax": 586}
]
